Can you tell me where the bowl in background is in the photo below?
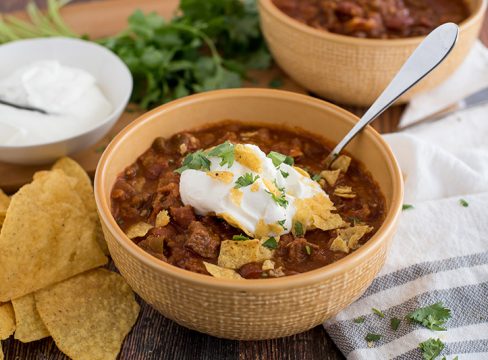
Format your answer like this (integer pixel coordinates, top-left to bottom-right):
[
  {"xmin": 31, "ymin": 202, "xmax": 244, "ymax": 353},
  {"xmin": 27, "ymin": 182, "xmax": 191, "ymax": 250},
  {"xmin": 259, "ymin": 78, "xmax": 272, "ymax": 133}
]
[
  {"xmin": 259, "ymin": 0, "xmax": 486, "ymax": 106},
  {"xmin": 95, "ymin": 89, "xmax": 403, "ymax": 340},
  {"xmin": 0, "ymin": 37, "xmax": 132, "ymax": 165}
]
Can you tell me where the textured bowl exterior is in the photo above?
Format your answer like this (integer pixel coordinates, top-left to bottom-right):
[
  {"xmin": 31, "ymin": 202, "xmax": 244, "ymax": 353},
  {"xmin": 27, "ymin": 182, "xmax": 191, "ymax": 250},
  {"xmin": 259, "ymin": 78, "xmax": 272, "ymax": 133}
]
[
  {"xmin": 259, "ymin": 0, "xmax": 486, "ymax": 106},
  {"xmin": 95, "ymin": 89, "xmax": 403, "ymax": 340}
]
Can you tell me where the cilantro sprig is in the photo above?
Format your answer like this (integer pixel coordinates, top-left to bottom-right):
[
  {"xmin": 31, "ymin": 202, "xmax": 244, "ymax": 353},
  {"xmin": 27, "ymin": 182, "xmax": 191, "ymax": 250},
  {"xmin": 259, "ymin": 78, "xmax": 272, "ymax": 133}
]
[
  {"xmin": 407, "ymin": 302, "xmax": 451, "ymax": 331},
  {"xmin": 419, "ymin": 338, "xmax": 444, "ymax": 360},
  {"xmin": 175, "ymin": 150, "xmax": 211, "ymax": 174},
  {"xmin": 232, "ymin": 234, "xmax": 250, "ymax": 241},
  {"xmin": 267, "ymin": 151, "xmax": 294, "ymax": 167},
  {"xmin": 234, "ymin": 173, "xmax": 259, "ymax": 189},
  {"xmin": 277, "ymin": 219, "xmax": 287, "ymax": 230},
  {"xmin": 265, "ymin": 190, "xmax": 289, "ymax": 208},
  {"xmin": 262, "ymin": 237, "xmax": 278, "ymax": 249},
  {"xmin": 208, "ymin": 141, "xmax": 235, "ymax": 168},
  {"xmin": 293, "ymin": 221, "xmax": 304, "ymax": 237}
]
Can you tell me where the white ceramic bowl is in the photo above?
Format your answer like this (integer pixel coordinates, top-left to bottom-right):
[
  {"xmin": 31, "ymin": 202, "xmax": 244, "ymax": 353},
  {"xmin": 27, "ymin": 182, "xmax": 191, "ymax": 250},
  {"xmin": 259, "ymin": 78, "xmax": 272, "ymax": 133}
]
[{"xmin": 0, "ymin": 37, "xmax": 132, "ymax": 165}]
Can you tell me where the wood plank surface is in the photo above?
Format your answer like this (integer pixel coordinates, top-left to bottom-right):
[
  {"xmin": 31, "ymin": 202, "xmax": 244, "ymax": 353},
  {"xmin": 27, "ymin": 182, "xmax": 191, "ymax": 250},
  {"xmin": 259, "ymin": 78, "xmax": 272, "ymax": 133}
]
[{"xmin": 1, "ymin": 1, "xmax": 487, "ymax": 360}]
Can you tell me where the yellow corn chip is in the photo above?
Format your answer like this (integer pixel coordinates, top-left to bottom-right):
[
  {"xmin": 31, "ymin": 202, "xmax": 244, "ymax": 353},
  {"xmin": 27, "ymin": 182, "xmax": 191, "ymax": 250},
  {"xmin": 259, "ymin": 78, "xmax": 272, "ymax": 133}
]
[
  {"xmin": 0, "ymin": 189, "xmax": 10, "ymax": 228},
  {"xmin": 35, "ymin": 269, "xmax": 140, "ymax": 360},
  {"xmin": 204, "ymin": 262, "xmax": 243, "ymax": 279},
  {"xmin": 53, "ymin": 157, "xmax": 108, "ymax": 255},
  {"xmin": 320, "ymin": 169, "xmax": 340, "ymax": 186},
  {"xmin": 155, "ymin": 210, "xmax": 170, "ymax": 228},
  {"xmin": 330, "ymin": 237, "xmax": 349, "ymax": 253},
  {"xmin": 0, "ymin": 302, "xmax": 15, "ymax": 340},
  {"xmin": 338, "ymin": 225, "xmax": 373, "ymax": 250},
  {"xmin": 0, "ymin": 170, "xmax": 107, "ymax": 302},
  {"xmin": 125, "ymin": 222, "xmax": 153, "ymax": 239},
  {"xmin": 12, "ymin": 294, "xmax": 49, "ymax": 343},
  {"xmin": 206, "ymin": 171, "xmax": 234, "ymax": 184},
  {"xmin": 331, "ymin": 155, "xmax": 351, "ymax": 173},
  {"xmin": 234, "ymin": 144, "xmax": 262, "ymax": 172},
  {"xmin": 218, "ymin": 239, "xmax": 273, "ymax": 269}
]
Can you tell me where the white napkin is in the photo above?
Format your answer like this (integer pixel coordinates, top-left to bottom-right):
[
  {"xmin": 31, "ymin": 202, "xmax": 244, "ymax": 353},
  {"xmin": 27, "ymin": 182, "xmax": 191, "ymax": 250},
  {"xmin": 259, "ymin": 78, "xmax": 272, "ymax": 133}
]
[{"xmin": 324, "ymin": 43, "xmax": 488, "ymax": 360}]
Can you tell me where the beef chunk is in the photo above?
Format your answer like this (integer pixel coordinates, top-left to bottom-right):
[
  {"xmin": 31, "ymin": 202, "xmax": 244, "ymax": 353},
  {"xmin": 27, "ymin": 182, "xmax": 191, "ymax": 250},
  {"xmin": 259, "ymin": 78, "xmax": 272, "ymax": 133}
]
[
  {"xmin": 185, "ymin": 221, "xmax": 220, "ymax": 258},
  {"xmin": 170, "ymin": 205, "xmax": 196, "ymax": 228}
]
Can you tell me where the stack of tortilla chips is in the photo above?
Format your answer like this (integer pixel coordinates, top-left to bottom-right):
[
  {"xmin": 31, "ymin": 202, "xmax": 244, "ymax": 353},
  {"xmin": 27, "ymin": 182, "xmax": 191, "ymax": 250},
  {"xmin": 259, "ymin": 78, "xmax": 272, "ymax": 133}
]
[{"xmin": 0, "ymin": 158, "xmax": 140, "ymax": 360}]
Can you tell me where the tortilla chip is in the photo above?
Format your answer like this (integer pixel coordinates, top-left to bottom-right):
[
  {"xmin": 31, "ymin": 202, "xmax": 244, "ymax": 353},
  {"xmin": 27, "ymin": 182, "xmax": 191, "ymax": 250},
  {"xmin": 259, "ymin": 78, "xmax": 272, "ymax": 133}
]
[
  {"xmin": 125, "ymin": 222, "xmax": 153, "ymax": 239},
  {"xmin": 262, "ymin": 259, "xmax": 275, "ymax": 271},
  {"xmin": 334, "ymin": 186, "xmax": 356, "ymax": 198},
  {"xmin": 295, "ymin": 193, "xmax": 344, "ymax": 231},
  {"xmin": 53, "ymin": 157, "xmax": 108, "ymax": 255},
  {"xmin": 330, "ymin": 237, "xmax": 349, "ymax": 253},
  {"xmin": 337, "ymin": 225, "xmax": 373, "ymax": 250},
  {"xmin": 155, "ymin": 210, "xmax": 170, "ymax": 228},
  {"xmin": 218, "ymin": 239, "xmax": 273, "ymax": 269},
  {"xmin": 234, "ymin": 144, "xmax": 262, "ymax": 172},
  {"xmin": 313, "ymin": 213, "xmax": 345, "ymax": 231},
  {"xmin": 203, "ymin": 262, "xmax": 243, "ymax": 279},
  {"xmin": 206, "ymin": 171, "xmax": 234, "ymax": 184},
  {"xmin": 0, "ymin": 302, "xmax": 15, "ymax": 340},
  {"xmin": 35, "ymin": 269, "xmax": 140, "ymax": 360},
  {"xmin": 331, "ymin": 155, "xmax": 351, "ymax": 173},
  {"xmin": 0, "ymin": 170, "xmax": 107, "ymax": 302},
  {"xmin": 320, "ymin": 169, "xmax": 340, "ymax": 186},
  {"xmin": 0, "ymin": 189, "xmax": 10, "ymax": 228},
  {"xmin": 12, "ymin": 294, "xmax": 49, "ymax": 343}
]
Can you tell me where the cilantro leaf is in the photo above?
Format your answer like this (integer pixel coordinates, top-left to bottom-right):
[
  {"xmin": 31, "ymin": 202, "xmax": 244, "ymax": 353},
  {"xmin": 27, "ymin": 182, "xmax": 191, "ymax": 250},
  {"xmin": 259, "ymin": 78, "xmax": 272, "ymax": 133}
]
[
  {"xmin": 232, "ymin": 234, "xmax": 250, "ymax": 241},
  {"xmin": 234, "ymin": 173, "xmax": 259, "ymax": 189},
  {"xmin": 277, "ymin": 219, "xmax": 287, "ymax": 230},
  {"xmin": 207, "ymin": 141, "xmax": 235, "ymax": 168},
  {"xmin": 305, "ymin": 245, "xmax": 312, "ymax": 255},
  {"xmin": 353, "ymin": 316, "xmax": 365, "ymax": 324},
  {"xmin": 265, "ymin": 190, "xmax": 288, "ymax": 208},
  {"xmin": 372, "ymin": 308, "xmax": 385, "ymax": 318},
  {"xmin": 262, "ymin": 237, "xmax": 278, "ymax": 249},
  {"xmin": 175, "ymin": 150, "xmax": 211, "ymax": 174},
  {"xmin": 459, "ymin": 198, "xmax": 469, "ymax": 207},
  {"xmin": 390, "ymin": 317, "xmax": 401, "ymax": 331},
  {"xmin": 365, "ymin": 333, "xmax": 381, "ymax": 342},
  {"xmin": 267, "ymin": 151, "xmax": 294, "ymax": 167},
  {"xmin": 312, "ymin": 174, "xmax": 322, "ymax": 182},
  {"xmin": 402, "ymin": 204, "xmax": 415, "ymax": 211},
  {"xmin": 407, "ymin": 302, "xmax": 451, "ymax": 331},
  {"xmin": 293, "ymin": 221, "xmax": 304, "ymax": 237},
  {"xmin": 419, "ymin": 338, "xmax": 445, "ymax": 360}
]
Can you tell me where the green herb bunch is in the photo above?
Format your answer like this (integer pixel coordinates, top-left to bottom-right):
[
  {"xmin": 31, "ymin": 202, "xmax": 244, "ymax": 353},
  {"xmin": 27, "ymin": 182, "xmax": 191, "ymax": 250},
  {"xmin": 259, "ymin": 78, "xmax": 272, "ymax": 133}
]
[{"xmin": 101, "ymin": 0, "xmax": 271, "ymax": 108}]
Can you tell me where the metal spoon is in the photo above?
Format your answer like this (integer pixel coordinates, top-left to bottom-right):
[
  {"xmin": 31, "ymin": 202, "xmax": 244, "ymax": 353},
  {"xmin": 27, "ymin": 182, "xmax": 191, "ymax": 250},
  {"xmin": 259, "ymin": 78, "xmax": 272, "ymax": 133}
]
[{"xmin": 324, "ymin": 22, "xmax": 459, "ymax": 167}]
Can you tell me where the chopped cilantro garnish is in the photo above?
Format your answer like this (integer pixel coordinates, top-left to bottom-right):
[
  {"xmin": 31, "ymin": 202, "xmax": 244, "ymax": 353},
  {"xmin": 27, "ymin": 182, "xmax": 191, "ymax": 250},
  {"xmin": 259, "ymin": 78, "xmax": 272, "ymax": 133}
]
[
  {"xmin": 353, "ymin": 316, "xmax": 365, "ymax": 324},
  {"xmin": 277, "ymin": 219, "xmax": 287, "ymax": 230},
  {"xmin": 391, "ymin": 317, "xmax": 401, "ymax": 331},
  {"xmin": 265, "ymin": 190, "xmax": 288, "ymax": 208},
  {"xmin": 312, "ymin": 174, "xmax": 322, "ymax": 182},
  {"xmin": 305, "ymin": 245, "xmax": 312, "ymax": 255},
  {"xmin": 232, "ymin": 234, "xmax": 250, "ymax": 241},
  {"xmin": 365, "ymin": 333, "xmax": 381, "ymax": 342},
  {"xmin": 263, "ymin": 237, "xmax": 278, "ymax": 249},
  {"xmin": 407, "ymin": 302, "xmax": 451, "ymax": 331},
  {"xmin": 280, "ymin": 170, "xmax": 289, "ymax": 178},
  {"xmin": 459, "ymin": 198, "xmax": 469, "ymax": 207},
  {"xmin": 175, "ymin": 150, "xmax": 211, "ymax": 174},
  {"xmin": 207, "ymin": 141, "xmax": 235, "ymax": 168},
  {"xmin": 293, "ymin": 221, "xmax": 304, "ymax": 237},
  {"xmin": 234, "ymin": 173, "xmax": 259, "ymax": 189},
  {"xmin": 419, "ymin": 338, "xmax": 444, "ymax": 360},
  {"xmin": 348, "ymin": 216, "xmax": 361, "ymax": 226},
  {"xmin": 372, "ymin": 308, "xmax": 385, "ymax": 318},
  {"xmin": 402, "ymin": 204, "xmax": 415, "ymax": 211},
  {"xmin": 267, "ymin": 151, "xmax": 294, "ymax": 167}
]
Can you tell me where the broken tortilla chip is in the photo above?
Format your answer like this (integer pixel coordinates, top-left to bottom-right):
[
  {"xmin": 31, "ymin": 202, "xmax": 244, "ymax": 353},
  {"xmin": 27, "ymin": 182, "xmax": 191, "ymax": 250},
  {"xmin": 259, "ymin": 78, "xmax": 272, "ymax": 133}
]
[
  {"xmin": 155, "ymin": 210, "xmax": 170, "ymax": 228},
  {"xmin": 12, "ymin": 294, "xmax": 49, "ymax": 343},
  {"xmin": 0, "ymin": 302, "xmax": 15, "ymax": 340},
  {"xmin": 53, "ymin": 157, "xmax": 108, "ymax": 255},
  {"xmin": 320, "ymin": 169, "xmax": 341, "ymax": 186},
  {"xmin": 0, "ymin": 189, "xmax": 10, "ymax": 228},
  {"xmin": 0, "ymin": 169, "xmax": 107, "ymax": 302},
  {"xmin": 125, "ymin": 222, "xmax": 153, "ymax": 239},
  {"xmin": 204, "ymin": 262, "xmax": 243, "ymax": 279},
  {"xmin": 337, "ymin": 225, "xmax": 373, "ymax": 250},
  {"xmin": 218, "ymin": 239, "xmax": 273, "ymax": 269},
  {"xmin": 35, "ymin": 269, "xmax": 140, "ymax": 360},
  {"xmin": 331, "ymin": 155, "xmax": 351, "ymax": 173},
  {"xmin": 330, "ymin": 237, "xmax": 349, "ymax": 253}
]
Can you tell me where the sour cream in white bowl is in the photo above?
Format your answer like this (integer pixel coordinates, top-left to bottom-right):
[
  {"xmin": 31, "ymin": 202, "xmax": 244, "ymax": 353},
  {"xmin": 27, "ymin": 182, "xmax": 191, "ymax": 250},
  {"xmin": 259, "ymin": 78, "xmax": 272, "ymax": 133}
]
[{"xmin": 0, "ymin": 37, "xmax": 132, "ymax": 164}]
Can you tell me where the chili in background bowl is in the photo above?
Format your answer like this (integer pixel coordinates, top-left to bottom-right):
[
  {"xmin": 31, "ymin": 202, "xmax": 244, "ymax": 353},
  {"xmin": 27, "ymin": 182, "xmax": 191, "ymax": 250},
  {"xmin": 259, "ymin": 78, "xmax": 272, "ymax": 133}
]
[
  {"xmin": 94, "ymin": 89, "xmax": 403, "ymax": 340},
  {"xmin": 259, "ymin": 0, "xmax": 486, "ymax": 107}
]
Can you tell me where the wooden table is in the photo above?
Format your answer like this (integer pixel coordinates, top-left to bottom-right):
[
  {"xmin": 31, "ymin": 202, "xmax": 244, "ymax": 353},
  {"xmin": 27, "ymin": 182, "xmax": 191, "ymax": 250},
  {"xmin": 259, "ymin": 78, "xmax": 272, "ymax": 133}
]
[{"xmin": 1, "ymin": 1, "xmax": 487, "ymax": 359}]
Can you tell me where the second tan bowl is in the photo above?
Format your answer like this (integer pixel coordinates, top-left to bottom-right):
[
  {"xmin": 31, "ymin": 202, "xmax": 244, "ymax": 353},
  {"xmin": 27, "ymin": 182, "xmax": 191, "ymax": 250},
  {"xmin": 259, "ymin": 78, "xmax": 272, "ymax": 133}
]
[
  {"xmin": 259, "ymin": 0, "xmax": 486, "ymax": 106},
  {"xmin": 95, "ymin": 89, "xmax": 403, "ymax": 340}
]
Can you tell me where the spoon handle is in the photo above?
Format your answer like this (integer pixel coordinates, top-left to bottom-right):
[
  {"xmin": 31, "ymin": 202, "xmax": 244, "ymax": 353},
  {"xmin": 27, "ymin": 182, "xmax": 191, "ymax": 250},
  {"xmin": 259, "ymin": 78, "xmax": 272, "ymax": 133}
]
[{"xmin": 326, "ymin": 22, "xmax": 459, "ymax": 164}]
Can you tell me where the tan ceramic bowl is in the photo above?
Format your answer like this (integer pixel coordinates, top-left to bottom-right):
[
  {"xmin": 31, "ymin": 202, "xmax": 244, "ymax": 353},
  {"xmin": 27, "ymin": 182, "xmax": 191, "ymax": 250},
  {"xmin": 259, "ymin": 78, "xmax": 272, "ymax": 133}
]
[
  {"xmin": 259, "ymin": 0, "xmax": 486, "ymax": 106},
  {"xmin": 95, "ymin": 89, "xmax": 403, "ymax": 340}
]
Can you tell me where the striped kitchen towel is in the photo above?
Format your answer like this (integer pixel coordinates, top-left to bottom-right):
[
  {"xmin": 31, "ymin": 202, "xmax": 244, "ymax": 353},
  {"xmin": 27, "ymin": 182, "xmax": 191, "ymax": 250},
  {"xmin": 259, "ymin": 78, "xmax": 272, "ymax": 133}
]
[{"xmin": 324, "ymin": 43, "xmax": 488, "ymax": 360}]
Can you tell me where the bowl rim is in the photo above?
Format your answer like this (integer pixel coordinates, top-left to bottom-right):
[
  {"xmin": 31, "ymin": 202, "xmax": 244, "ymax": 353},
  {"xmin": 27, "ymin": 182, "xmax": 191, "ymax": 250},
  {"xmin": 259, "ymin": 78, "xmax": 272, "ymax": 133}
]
[
  {"xmin": 0, "ymin": 37, "xmax": 133, "ymax": 149},
  {"xmin": 95, "ymin": 88, "xmax": 404, "ymax": 291},
  {"xmin": 259, "ymin": 0, "xmax": 487, "ymax": 46}
]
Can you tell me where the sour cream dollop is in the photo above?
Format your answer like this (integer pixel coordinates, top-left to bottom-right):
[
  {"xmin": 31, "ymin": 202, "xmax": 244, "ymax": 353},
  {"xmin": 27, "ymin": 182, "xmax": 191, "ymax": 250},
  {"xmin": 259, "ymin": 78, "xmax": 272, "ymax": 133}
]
[
  {"xmin": 0, "ymin": 60, "xmax": 112, "ymax": 146},
  {"xmin": 179, "ymin": 143, "xmax": 340, "ymax": 238}
]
